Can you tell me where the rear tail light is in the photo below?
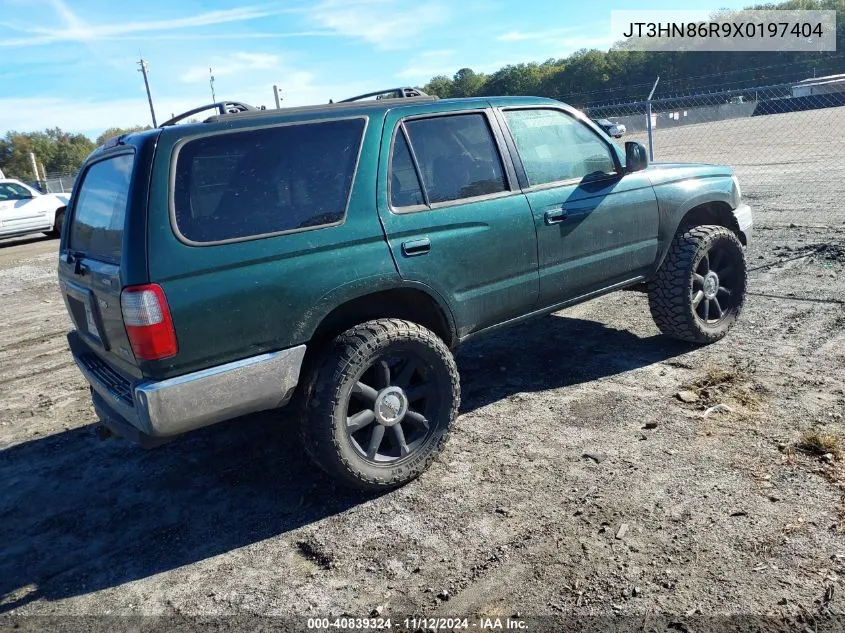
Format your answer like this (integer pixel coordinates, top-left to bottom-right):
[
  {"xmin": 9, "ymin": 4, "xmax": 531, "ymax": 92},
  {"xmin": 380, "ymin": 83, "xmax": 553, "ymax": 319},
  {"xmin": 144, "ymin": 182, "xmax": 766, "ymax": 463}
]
[{"xmin": 120, "ymin": 284, "xmax": 178, "ymax": 361}]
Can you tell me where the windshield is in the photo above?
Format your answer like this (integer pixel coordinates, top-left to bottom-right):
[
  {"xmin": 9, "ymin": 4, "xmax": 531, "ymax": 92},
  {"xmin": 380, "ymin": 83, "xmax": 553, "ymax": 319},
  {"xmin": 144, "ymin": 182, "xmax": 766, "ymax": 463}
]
[{"xmin": 68, "ymin": 153, "xmax": 134, "ymax": 263}]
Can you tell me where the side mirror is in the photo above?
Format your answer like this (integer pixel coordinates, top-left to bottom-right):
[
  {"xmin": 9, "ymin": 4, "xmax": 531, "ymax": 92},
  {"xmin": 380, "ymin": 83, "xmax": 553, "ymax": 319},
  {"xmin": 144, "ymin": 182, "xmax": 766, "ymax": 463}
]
[{"xmin": 625, "ymin": 141, "xmax": 648, "ymax": 173}]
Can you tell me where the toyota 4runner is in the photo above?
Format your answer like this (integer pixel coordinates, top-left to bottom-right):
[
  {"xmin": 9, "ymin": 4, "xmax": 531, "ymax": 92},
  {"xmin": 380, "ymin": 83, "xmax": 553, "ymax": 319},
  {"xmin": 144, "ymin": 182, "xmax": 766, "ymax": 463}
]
[{"xmin": 59, "ymin": 89, "xmax": 752, "ymax": 490}]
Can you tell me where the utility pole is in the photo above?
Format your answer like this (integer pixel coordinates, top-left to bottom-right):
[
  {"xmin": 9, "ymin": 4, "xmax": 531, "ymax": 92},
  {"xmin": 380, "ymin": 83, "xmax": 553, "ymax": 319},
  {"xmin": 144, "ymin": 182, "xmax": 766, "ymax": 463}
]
[
  {"xmin": 137, "ymin": 58, "xmax": 158, "ymax": 127},
  {"xmin": 209, "ymin": 68, "xmax": 216, "ymax": 103},
  {"xmin": 645, "ymin": 75, "xmax": 660, "ymax": 162},
  {"xmin": 273, "ymin": 84, "xmax": 282, "ymax": 109},
  {"xmin": 29, "ymin": 152, "xmax": 39, "ymax": 181}
]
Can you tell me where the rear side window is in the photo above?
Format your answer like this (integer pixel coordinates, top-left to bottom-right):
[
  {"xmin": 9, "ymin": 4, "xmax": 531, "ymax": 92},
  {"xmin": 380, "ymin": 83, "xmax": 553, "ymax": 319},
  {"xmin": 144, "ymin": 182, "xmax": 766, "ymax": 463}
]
[
  {"xmin": 389, "ymin": 131, "xmax": 425, "ymax": 208},
  {"xmin": 401, "ymin": 114, "xmax": 507, "ymax": 205},
  {"xmin": 69, "ymin": 153, "xmax": 134, "ymax": 263},
  {"xmin": 174, "ymin": 118, "xmax": 366, "ymax": 243}
]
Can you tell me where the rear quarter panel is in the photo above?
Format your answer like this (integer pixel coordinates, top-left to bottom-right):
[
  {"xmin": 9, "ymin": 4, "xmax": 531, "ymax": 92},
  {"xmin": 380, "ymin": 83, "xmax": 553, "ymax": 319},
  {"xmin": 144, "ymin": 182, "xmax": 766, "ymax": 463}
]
[{"xmin": 144, "ymin": 114, "xmax": 399, "ymax": 380}]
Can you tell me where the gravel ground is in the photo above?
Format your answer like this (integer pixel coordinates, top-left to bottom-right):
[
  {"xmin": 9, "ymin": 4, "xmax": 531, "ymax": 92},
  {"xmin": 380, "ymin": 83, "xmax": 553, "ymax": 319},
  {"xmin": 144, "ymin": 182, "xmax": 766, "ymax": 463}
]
[
  {"xmin": 2, "ymin": 117, "xmax": 845, "ymax": 630},
  {"xmin": 631, "ymin": 107, "xmax": 845, "ymax": 225}
]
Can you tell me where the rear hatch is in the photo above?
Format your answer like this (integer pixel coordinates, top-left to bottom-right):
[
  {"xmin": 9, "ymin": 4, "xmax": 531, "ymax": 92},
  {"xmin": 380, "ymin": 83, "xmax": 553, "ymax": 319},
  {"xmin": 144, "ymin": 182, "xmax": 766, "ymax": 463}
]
[{"xmin": 58, "ymin": 148, "xmax": 144, "ymax": 380}]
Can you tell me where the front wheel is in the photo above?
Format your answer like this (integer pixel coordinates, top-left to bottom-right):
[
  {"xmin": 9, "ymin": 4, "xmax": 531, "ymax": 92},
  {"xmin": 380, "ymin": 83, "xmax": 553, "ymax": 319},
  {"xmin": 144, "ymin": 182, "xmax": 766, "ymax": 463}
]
[
  {"xmin": 300, "ymin": 319, "xmax": 460, "ymax": 491},
  {"xmin": 648, "ymin": 225, "xmax": 747, "ymax": 344}
]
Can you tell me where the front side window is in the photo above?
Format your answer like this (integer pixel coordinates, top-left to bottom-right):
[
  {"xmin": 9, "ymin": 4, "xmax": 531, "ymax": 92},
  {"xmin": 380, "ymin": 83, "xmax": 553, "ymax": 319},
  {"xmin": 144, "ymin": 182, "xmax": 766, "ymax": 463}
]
[
  {"xmin": 0, "ymin": 182, "xmax": 32, "ymax": 201},
  {"xmin": 400, "ymin": 113, "xmax": 507, "ymax": 205},
  {"xmin": 174, "ymin": 118, "xmax": 366, "ymax": 243},
  {"xmin": 503, "ymin": 109, "xmax": 617, "ymax": 186}
]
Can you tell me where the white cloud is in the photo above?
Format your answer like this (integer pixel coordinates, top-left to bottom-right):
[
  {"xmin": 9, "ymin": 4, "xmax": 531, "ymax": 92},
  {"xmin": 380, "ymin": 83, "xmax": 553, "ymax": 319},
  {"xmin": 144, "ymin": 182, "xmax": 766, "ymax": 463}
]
[
  {"xmin": 1, "ymin": 1, "xmax": 287, "ymax": 47},
  {"xmin": 497, "ymin": 22, "xmax": 614, "ymax": 53},
  {"xmin": 0, "ymin": 77, "xmax": 373, "ymax": 138},
  {"xmin": 554, "ymin": 36, "xmax": 616, "ymax": 53},
  {"xmin": 306, "ymin": 0, "xmax": 450, "ymax": 50},
  {"xmin": 181, "ymin": 52, "xmax": 283, "ymax": 84},
  {"xmin": 108, "ymin": 31, "xmax": 337, "ymax": 41},
  {"xmin": 0, "ymin": 96, "xmax": 197, "ymax": 135},
  {"xmin": 498, "ymin": 28, "xmax": 578, "ymax": 43},
  {"xmin": 396, "ymin": 49, "xmax": 454, "ymax": 80}
]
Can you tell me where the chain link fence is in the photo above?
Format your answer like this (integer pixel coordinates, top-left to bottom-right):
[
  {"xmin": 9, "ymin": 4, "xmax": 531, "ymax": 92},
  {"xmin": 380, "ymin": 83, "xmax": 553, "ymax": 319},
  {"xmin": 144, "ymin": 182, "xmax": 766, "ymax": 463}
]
[
  {"xmin": 580, "ymin": 78, "xmax": 845, "ymax": 227},
  {"xmin": 42, "ymin": 171, "xmax": 78, "ymax": 194}
]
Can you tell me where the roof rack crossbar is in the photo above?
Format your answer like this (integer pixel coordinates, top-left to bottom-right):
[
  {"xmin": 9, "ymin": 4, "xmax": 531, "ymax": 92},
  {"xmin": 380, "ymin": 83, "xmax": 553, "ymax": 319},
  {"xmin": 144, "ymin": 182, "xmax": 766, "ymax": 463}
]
[
  {"xmin": 339, "ymin": 87, "xmax": 429, "ymax": 103},
  {"xmin": 160, "ymin": 101, "xmax": 259, "ymax": 127}
]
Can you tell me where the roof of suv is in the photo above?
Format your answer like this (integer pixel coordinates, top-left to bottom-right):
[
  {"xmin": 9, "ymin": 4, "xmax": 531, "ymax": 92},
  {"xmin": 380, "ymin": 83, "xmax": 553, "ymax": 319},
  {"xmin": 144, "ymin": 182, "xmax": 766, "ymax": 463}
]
[
  {"xmin": 106, "ymin": 94, "xmax": 568, "ymax": 149},
  {"xmin": 204, "ymin": 95, "xmax": 562, "ymax": 123}
]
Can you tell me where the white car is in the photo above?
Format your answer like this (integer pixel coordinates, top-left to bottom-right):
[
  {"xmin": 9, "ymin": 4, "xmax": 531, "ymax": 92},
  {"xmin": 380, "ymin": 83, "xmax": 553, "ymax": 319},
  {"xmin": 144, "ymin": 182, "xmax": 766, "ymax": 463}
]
[
  {"xmin": 0, "ymin": 179, "xmax": 70, "ymax": 240},
  {"xmin": 592, "ymin": 118, "xmax": 626, "ymax": 139}
]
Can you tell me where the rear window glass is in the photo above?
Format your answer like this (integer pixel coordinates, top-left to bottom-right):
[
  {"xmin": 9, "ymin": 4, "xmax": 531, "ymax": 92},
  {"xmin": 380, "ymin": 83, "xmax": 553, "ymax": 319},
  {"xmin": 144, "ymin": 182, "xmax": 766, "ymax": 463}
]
[
  {"xmin": 69, "ymin": 153, "xmax": 134, "ymax": 263},
  {"xmin": 173, "ymin": 118, "xmax": 366, "ymax": 243}
]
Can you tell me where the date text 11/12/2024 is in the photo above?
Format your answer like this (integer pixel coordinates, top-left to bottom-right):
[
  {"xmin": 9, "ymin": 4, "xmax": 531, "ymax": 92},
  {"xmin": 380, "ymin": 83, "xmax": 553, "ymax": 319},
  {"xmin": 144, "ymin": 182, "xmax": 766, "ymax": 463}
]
[{"xmin": 306, "ymin": 616, "xmax": 529, "ymax": 630}]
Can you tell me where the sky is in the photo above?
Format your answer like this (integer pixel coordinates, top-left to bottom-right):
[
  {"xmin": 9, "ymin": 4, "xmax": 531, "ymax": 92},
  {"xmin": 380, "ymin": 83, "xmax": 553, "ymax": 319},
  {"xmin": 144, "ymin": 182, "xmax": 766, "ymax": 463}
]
[{"xmin": 0, "ymin": 0, "xmax": 751, "ymax": 138}]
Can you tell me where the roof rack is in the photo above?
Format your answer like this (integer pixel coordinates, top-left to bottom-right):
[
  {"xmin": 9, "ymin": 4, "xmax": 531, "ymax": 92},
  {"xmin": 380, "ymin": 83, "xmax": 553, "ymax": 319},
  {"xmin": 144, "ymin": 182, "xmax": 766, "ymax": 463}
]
[
  {"xmin": 160, "ymin": 101, "xmax": 262, "ymax": 127},
  {"xmin": 173, "ymin": 90, "xmax": 438, "ymax": 125},
  {"xmin": 339, "ymin": 87, "xmax": 431, "ymax": 103}
]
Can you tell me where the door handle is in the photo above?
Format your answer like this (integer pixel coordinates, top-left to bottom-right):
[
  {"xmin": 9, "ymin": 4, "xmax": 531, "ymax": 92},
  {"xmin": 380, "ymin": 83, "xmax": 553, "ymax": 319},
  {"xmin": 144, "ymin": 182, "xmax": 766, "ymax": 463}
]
[
  {"xmin": 401, "ymin": 237, "xmax": 431, "ymax": 257},
  {"xmin": 74, "ymin": 257, "xmax": 87, "ymax": 276},
  {"xmin": 544, "ymin": 208, "xmax": 568, "ymax": 225}
]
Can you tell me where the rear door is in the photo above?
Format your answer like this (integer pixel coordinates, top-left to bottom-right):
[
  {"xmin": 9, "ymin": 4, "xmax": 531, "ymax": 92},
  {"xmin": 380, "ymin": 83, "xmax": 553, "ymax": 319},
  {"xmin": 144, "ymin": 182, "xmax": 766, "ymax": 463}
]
[
  {"xmin": 58, "ymin": 150, "xmax": 142, "ymax": 377},
  {"xmin": 498, "ymin": 107, "xmax": 659, "ymax": 305},
  {"xmin": 376, "ymin": 106, "xmax": 539, "ymax": 337}
]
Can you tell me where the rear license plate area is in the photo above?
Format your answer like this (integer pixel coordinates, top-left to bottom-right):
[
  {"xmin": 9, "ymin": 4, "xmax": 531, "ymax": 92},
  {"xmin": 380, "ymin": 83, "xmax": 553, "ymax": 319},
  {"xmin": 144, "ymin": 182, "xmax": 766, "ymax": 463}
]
[{"xmin": 64, "ymin": 283, "xmax": 105, "ymax": 345}]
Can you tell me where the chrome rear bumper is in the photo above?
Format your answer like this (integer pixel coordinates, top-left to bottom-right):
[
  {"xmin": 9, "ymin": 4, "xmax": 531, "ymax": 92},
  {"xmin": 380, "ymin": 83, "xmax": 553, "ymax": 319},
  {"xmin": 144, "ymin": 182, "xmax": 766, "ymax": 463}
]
[{"xmin": 70, "ymin": 332, "xmax": 306, "ymax": 439}]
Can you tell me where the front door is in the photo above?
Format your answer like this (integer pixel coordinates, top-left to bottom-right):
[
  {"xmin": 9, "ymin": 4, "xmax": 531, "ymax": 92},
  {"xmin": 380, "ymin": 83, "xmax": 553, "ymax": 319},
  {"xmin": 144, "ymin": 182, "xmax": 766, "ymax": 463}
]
[
  {"xmin": 0, "ymin": 182, "xmax": 43, "ymax": 234},
  {"xmin": 499, "ymin": 107, "xmax": 660, "ymax": 305},
  {"xmin": 376, "ymin": 106, "xmax": 539, "ymax": 337}
]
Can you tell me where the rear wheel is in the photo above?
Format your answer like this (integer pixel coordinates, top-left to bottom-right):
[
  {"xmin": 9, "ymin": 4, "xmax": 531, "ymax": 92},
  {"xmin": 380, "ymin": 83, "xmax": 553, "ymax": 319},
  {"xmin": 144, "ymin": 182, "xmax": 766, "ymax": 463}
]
[
  {"xmin": 300, "ymin": 318, "xmax": 459, "ymax": 491},
  {"xmin": 648, "ymin": 225, "xmax": 747, "ymax": 344},
  {"xmin": 49, "ymin": 208, "xmax": 65, "ymax": 238}
]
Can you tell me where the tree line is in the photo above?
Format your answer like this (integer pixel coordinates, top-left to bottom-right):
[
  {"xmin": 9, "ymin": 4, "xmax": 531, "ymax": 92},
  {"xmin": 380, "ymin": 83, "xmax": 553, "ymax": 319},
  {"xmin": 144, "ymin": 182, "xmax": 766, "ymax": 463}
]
[
  {"xmin": 2, "ymin": 0, "xmax": 841, "ymax": 181},
  {"xmin": 422, "ymin": 0, "xmax": 845, "ymax": 105},
  {"xmin": 0, "ymin": 126, "xmax": 148, "ymax": 182}
]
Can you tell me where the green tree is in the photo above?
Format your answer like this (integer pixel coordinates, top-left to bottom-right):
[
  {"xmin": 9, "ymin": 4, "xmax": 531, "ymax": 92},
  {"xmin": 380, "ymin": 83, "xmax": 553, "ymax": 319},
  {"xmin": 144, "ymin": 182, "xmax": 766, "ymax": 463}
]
[
  {"xmin": 482, "ymin": 63, "xmax": 545, "ymax": 96},
  {"xmin": 51, "ymin": 132, "xmax": 95, "ymax": 173},
  {"xmin": 0, "ymin": 128, "xmax": 95, "ymax": 179},
  {"xmin": 95, "ymin": 125, "xmax": 151, "ymax": 145},
  {"xmin": 423, "ymin": 75, "xmax": 455, "ymax": 98},
  {"xmin": 451, "ymin": 68, "xmax": 487, "ymax": 97},
  {"xmin": 417, "ymin": 0, "xmax": 845, "ymax": 105},
  {"xmin": 0, "ymin": 134, "xmax": 37, "ymax": 179}
]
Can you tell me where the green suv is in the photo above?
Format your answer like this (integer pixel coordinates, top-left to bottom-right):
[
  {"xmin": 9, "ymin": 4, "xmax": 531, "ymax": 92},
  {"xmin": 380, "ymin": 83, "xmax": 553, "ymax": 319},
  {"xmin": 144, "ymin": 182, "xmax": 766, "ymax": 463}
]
[{"xmin": 59, "ymin": 89, "xmax": 752, "ymax": 490}]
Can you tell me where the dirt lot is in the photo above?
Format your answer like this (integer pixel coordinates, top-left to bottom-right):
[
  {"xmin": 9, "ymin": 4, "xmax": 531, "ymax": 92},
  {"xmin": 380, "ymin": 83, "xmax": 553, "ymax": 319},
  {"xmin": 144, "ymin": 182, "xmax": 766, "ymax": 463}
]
[
  {"xmin": 631, "ymin": 106, "xmax": 845, "ymax": 226},
  {"xmin": 2, "ymin": 114, "xmax": 845, "ymax": 630}
]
